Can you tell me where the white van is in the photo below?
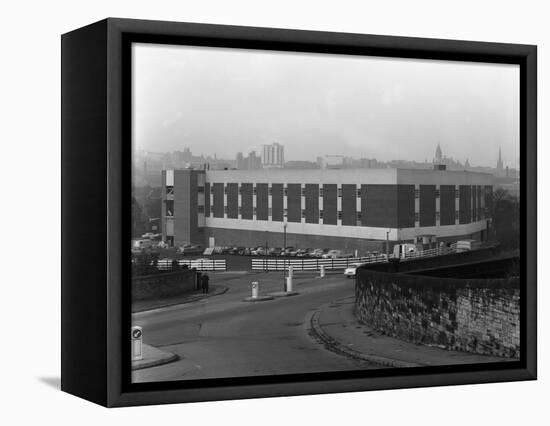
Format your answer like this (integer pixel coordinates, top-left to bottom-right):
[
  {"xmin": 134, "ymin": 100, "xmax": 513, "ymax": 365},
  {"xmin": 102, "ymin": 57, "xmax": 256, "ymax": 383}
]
[{"xmin": 132, "ymin": 239, "xmax": 154, "ymax": 252}]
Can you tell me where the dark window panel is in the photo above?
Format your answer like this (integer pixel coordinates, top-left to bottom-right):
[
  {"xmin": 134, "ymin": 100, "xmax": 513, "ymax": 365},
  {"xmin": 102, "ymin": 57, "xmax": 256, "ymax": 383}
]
[
  {"xmin": 305, "ymin": 184, "xmax": 319, "ymax": 224},
  {"xmin": 240, "ymin": 183, "xmax": 253, "ymax": 220},
  {"xmin": 226, "ymin": 183, "xmax": 238, "ymax": 218},
  {"xmin": 286, "ymin": 183, "xmax": 301, "ymax": 223},
  {"xmin": 323, "ymin": 184, "xmax": 337, "ymax": 225},
  {"xmin": 440, "ymin": 185, "xmax": 456, "ymax": 225},
  {"xmin": 419, "ymin": 185, "xmax": 436, "ymax": 227},
  {"xmin": 271, "ymin": 184, "xmax": 284, "ymax": 221},
  {"xmin": 341, "ymin": 184, "xmax": 356, "ymax": 226},
  {"xmin": 256, "ymin": 183, "xmax": 269, "ymax": 220},
  {"xmin": 212, "ymin": 183, "xmax": 224, "ymax": 218},
  {"xmin": 459, "ymin": 185, "xmax": 472, "ymax": 224}
]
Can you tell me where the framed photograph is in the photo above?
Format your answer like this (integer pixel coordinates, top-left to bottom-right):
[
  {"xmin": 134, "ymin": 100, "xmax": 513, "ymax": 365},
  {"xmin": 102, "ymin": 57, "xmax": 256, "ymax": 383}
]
[{"xmin": 61, "ymin": 18, "xmax": 536, "ymax": 407}]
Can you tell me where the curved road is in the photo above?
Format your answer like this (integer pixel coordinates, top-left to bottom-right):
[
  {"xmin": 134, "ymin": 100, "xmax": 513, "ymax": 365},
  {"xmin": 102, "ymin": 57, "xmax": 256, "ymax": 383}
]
[{"xmin": 132, "ymin": 272, "xmax": 378, "ymax": 383}]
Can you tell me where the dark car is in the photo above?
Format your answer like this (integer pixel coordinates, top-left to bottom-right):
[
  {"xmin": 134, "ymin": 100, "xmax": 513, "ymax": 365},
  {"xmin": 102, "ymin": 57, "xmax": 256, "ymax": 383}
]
[
  {"xmin": 267, "ymin": 247, "xmax": 279, "ymax": 256},
  {"xmin": 295, "ymin": 248, "xmax": 311, "ymax": 257},
  {"xmin": 280, "ymin": 246, "xmax": 295, "ymax": 256},
  {"xmin": 227, "ymin": 246, "xmax": 240, "ymax": 255}
]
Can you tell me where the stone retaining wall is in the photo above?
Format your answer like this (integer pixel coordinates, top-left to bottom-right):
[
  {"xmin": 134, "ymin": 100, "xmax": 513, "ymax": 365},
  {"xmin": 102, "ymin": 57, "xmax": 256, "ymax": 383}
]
[{"xmin": 355, "ymin": 268, "xmax": 520, "ymax": 358}]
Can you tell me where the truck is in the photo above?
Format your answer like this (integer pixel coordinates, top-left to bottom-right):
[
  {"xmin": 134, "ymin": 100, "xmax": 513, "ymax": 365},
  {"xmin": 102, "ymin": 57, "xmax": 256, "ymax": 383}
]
[
  {"xmin": 455, "ymin": 239, "xmax": 482, "ymax": 252},
  {"xmin": 392, "ymin": 243, "xmax": 417, "ymax": 259}
]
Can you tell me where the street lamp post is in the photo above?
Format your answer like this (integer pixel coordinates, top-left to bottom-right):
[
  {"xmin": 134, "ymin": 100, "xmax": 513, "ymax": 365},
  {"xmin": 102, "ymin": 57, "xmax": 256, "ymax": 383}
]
[
  {"xmin": 283, "ymin": 220, "xmax": 287, "ymax": 291},
  {"xmin": 386, "ymin": 230, "xmax": 390, "ymax": 258},
  {"xmin": 265, "ymin": 231, "xmax": 269, "ymax": 273}
]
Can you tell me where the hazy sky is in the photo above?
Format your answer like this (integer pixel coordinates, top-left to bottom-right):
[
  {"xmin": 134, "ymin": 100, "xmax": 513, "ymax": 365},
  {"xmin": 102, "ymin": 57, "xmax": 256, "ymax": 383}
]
[{"xmin": 132, "ymin": 43, "xmax": 519, "ymax": 168}]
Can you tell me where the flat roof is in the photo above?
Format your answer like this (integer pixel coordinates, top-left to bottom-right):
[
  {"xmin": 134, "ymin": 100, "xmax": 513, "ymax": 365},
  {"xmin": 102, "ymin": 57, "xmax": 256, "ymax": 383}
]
[{"xmin": 191, "ymin": 168, "xmax": 494, "ymax": 186}]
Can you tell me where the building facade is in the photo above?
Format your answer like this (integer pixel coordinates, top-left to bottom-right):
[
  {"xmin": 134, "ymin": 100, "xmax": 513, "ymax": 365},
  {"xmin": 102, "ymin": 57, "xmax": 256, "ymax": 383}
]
[
  {"xmin": 261, "ymin": 143, "xmax": 284, "ymax": 168},
  {"xmin": 161, "ymin": 168, "xmax": 493, "ymax": 252}
]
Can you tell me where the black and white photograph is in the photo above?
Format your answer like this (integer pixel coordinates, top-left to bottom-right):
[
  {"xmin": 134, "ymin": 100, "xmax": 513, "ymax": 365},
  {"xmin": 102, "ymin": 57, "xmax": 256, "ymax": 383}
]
[{"xmin": 130, "ymin": 42, "xmax": 522, "ymax": 383}]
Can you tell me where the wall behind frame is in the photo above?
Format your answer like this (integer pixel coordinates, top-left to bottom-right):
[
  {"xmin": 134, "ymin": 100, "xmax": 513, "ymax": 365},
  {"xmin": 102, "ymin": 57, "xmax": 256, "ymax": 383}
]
[{"xmin": 2, "ymin": 1, "xmax": 545, "ymax": 426}]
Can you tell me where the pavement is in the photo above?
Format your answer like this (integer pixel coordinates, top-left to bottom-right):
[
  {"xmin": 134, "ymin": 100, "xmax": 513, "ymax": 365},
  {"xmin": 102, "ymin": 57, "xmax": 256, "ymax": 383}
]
[
  {"xmin": 310, "ymin": 295, "xmax": 513, "ymax": 368},
  {"xmin": 131, "ymin": 344, "xmax": 179, "ymax": 370},
  {"xmin": 132, "ymin": 283, "xmax": 230, "ymax": 313}
]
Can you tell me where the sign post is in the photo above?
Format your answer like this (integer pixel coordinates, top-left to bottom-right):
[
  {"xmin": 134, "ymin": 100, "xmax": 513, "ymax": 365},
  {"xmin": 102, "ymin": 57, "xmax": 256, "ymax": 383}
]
[{"xmin": 131, "ymin": 326, "xmax": 143, "ymax": 361}]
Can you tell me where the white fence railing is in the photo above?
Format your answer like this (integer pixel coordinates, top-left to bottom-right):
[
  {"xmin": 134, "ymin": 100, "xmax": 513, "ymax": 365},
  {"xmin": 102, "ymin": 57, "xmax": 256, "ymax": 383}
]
[
  {"xmin": 400, "ymin": 246, "xmax": 455, "ymax": 260},
  {"xmin": 251, "ymin": 255, "xmax": 388, "ymax": 271},
  {"xmin": 156, "ymin": 259, "xmax": 227, "ymax": 271}
]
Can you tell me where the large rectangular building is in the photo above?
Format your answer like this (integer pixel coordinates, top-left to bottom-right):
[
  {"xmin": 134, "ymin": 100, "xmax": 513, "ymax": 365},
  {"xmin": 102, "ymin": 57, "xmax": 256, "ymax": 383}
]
[{"xmin": 161, "ymin": 168, "xmax": 493, "ymax": 252}]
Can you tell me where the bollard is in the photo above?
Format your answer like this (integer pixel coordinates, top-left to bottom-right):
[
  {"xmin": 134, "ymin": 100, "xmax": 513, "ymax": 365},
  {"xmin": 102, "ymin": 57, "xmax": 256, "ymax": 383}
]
[
  {"xmin": 251, "ymin": 281, "xmax": 259, "ymax": 298},
  {"xmin": 320, "ymin": 265, "xmax": 325, "ymax": 278},
  {"xmin": 286, "ymin": 266, "xmax": 293, "ymax": 292},
  {"xmin": 131, "ymin": 326, "xmax": 143, "ymax": 361}
]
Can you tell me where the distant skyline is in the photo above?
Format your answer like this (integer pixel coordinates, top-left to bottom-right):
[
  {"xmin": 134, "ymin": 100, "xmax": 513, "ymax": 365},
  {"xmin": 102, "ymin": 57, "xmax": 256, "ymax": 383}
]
[{"xmin": 132, "ymin": 43, "xmax": 520, "ymax": 169}]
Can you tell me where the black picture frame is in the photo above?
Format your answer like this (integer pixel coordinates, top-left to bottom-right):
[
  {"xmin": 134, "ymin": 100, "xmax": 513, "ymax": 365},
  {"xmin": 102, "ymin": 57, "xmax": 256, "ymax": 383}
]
[{"xmin": 61, "ymin": 17, "xmax": 537, "ymax": 407}]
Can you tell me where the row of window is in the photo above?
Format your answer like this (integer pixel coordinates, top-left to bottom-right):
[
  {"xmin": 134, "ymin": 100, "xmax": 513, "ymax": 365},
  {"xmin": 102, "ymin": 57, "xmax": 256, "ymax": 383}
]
[
  {"xmin": 202, "ymin": 207, "xmax": 486, "ymax": 222},
  {"xmin": 213, "ymin": 185, "xmax": 490, "ymax": 199}
]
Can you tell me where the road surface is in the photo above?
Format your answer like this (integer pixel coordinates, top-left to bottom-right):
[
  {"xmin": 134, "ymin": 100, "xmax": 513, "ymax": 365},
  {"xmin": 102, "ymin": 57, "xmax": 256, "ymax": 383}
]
[{"xmin": 132, "ymin": 272, "xmax": 378, "ymax": 383}]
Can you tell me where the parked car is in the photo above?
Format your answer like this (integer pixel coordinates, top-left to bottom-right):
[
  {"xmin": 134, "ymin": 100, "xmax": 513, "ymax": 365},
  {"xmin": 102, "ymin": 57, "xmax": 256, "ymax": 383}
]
[
  {"xmin": 295, "ymin": 248, "xmax": 311, "ymax": 257},
  {"xmin": 323, "ymin": 249, "xmax": 344, "ymax": 259},
  {"xmin": 344, "ymin": 262, "xmax": 367, "ymax": 278},
  {"xmin": 226, "ymin": 246, "xmax": 239, "ymax": 255},
  {"xmin": 132, "ymin": 239, "xmax": 154, "ymax": 253},
  {"xmin": 252, "ymin": 247, "xmax": 267, "ymax": 256},
  {"xmin": 288, "ymin": 248, "xmax": 300, "ymax": 256},
  {"xmin": 280, "ymin": 246, "xmax": 295, "ymax": 256},
  {"xmin": 141, "ymin": 232, "xmax": 161, "ymax": 240},
  {"xmin": 311, "ymin": 248, "xmax": 325, "ymax": 258},
  {"xmin": 267, "ymin": 247, "xmax": 279, "ymax": 256},
  {"xmin": 178, "ymin": 244, "xmax": 203, "ymax": 255}
]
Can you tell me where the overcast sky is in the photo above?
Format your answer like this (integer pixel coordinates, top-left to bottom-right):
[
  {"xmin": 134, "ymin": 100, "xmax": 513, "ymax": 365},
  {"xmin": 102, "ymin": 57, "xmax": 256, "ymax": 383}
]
[{"xmin": 132, "ymin": 43, "xmax": 519, "ymax": 168}]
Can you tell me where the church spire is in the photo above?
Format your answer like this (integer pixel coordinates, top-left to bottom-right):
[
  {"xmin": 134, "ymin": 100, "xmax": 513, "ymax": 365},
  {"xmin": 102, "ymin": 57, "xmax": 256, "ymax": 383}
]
[
  {"xmin": 435, "ymin": 143, "xmax": 442, "ymax": 163},
  {"xmin": 497, "ymin": 147, "xmax": 504, "ymax": 171}
]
